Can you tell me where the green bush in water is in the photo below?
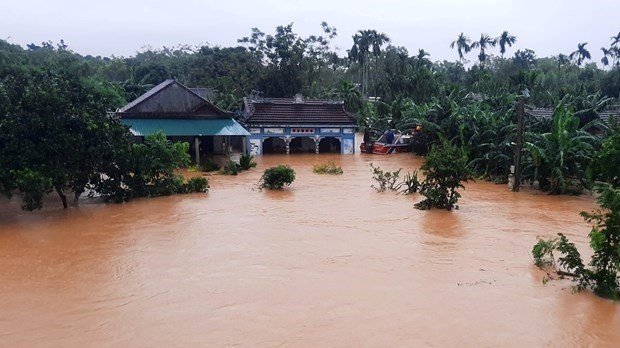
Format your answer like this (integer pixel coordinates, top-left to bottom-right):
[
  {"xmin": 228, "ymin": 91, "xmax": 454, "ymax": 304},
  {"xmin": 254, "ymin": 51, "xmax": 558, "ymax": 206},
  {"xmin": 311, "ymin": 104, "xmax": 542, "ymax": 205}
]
[
  {"xmin": 222, "ymin": 160, "xmax": 239, "ymax": 175},
  {"xmin": 239, "ymin": 154, "xmax": 257, "ymax": 171},
  {"xmin": 370, "ymin": 163, "xmax": 401, "ymax": 192},
  {"xmin": 531, "ymin": 183, "xmax": 620, "ymax": 300},
  {"xmin": 313, "ymin": 161, "xmax": 343, "ymax": 174},
  {"xmin": 202, "ymin": 159, "xmax": 221, "ymax": 172},
  {"xmin": 180, "ymin": 176, "xmax": 209, "ymax": 193},
  {"xmin": 259, "ymin": 165, "xmax": 296, "ymax": 189},
  {"xmin": 415, "ymin": 140, "xmax": 471, "ymax": 210}
]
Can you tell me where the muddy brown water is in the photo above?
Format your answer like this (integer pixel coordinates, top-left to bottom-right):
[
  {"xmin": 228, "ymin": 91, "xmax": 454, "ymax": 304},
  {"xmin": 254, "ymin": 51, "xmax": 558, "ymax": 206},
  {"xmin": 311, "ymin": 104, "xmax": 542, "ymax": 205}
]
[{"xmin": 1, "ymin": 152, "xmax": 619, "ymax": 347}]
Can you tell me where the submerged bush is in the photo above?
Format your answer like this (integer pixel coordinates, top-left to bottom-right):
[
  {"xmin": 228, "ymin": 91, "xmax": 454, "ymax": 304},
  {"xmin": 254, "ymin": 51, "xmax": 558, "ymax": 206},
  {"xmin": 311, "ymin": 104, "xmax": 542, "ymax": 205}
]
[
  {"xmin": 370, "ymin": 163, "xmax": 401, "ymax": 192},
  {"xmin": 179, "ymin": 176, "xmax": 209, "ymax": 193},
  {"xmin": 202, "ymin": 159, "xmax": 221, "ymax": 172},
  {"xmin": 395, "ymin": 170, "xmax": 422, "ymax": 195},
  {"xmin": 239, "ymin": 154, "xmax": 258, "ymax": 171},
  {"xmin": 222, "ymin": 159, "xmax": 239, "ymax": 175},
  {"xmin": 313, "ymin": 161, "xmax": 343, "ymax": 175},
  {"xmin": 258, "ymin": 165, "xmax": 296, "ymax": 189},
  {"xmin": 532, "ymin": 183, "xmax": 620, "ymax": 299},
  {"xmin": 187, "ymin": 164, "xmax": 200, "ymax": 172},
  {"xmin": 415, "ymin": 140, "xmax": 471, "ymax": 210}
]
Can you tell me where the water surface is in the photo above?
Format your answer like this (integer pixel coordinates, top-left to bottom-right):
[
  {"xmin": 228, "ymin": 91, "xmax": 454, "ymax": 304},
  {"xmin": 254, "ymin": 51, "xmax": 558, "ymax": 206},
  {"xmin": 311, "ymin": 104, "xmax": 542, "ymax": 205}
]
[{"xmin": 1, "ymin": 152, "xmax": 618, "ymax": 347}]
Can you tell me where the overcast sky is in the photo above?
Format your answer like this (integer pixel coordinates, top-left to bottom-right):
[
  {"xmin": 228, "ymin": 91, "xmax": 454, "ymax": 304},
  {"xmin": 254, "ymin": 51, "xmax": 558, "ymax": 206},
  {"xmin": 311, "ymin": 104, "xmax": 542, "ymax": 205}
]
[{"xmin": 2, "ymin": 0, "xmax": 619, "ymax": 64}]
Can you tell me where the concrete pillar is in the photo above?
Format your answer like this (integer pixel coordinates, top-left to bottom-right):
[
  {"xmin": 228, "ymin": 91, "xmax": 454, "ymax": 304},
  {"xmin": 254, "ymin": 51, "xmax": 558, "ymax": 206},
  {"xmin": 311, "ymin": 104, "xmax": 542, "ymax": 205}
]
[
  {"xmin": 285, "ymin": 137, "xmax": 291, "ymax": 155},
  {"xmin": 194, "ymin": 137, "xmax": 200, "ymax": 166},
  {"xmin": 314, "ymin": 136, "xmax": 321, "ymax": 154}
]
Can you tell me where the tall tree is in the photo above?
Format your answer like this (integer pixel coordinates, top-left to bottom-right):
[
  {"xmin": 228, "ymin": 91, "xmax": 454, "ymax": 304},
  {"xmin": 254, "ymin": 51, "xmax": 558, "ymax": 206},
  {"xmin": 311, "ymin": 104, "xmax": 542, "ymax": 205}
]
[
  {"xmin": 450, "ymin": 33, "xmax": 472, "ymax": 63},
  {"xmin": 569, "ymin": 42, "xmax": 591, "ymax": 66},
  {"xmin": 349, "ymin": 30, "xmax": 372, "ymax": 96},
  {"xmin": 369, "ymin": 30, "xmax": 390, "ymax": 97},
  {"xmin": 471, "ymin": 34, "xmax": 497, "ymax": 67},
  {"xmin": 497, "ymin": 31, "xmax": 517, "ymax": 58}
]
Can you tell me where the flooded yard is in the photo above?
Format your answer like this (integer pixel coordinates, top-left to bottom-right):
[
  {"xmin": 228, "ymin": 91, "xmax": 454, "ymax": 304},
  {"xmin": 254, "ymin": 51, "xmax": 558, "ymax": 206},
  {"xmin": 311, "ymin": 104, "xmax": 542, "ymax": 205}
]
[{"xmin": 1, "ymin": 152, "xmax": 619, "ymax": 347}]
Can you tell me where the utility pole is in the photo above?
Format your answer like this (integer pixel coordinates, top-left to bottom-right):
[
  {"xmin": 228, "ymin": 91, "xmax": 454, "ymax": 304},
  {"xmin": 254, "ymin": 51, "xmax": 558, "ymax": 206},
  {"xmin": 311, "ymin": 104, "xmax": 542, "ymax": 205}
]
[{"xmin": 513, "ymin": 97, "xmax": 525, "ymax": 192}]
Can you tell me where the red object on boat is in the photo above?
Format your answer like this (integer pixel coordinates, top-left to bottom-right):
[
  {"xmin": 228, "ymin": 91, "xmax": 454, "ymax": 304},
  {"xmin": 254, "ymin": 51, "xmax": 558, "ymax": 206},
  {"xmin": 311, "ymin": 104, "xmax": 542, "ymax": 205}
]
[{"xmin": 360, "ymin": 130, "xmax": 412, "ymax": 154}]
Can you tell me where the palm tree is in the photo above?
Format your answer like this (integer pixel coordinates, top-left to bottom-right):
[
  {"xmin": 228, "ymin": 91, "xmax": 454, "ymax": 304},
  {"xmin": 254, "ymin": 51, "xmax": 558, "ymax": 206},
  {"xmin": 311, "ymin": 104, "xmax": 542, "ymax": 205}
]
[
  {"xmin": 470, "ymin": 34, "xmax": 497, "ymax": 67},
  {"xmin": 450, "ymin": 33, "xmax": 472, "ymax": 63},
  {"xmin": 611, "ymin": 32, "xmax": 620, "ymax": 47},
  {"xmin": 569, "ymin": 42, "xmax": 591, "ymax": 66},
  {"xmin": 330, "ymin": 80, "xmax": 363, "ymax": 113},
  {"xmin": 415, "ymin": 49, "xmax": 431, "ymax": 68},
  {"xmin": 497, "ymin": 31, "xmax": 517, "ymax": 58},
  {"xmin": 601, "ymin": 47, "xmax": 612, "ymax": 66},
  {"xmin": 369, "ymin": 30, "xmax": 390, "ymax": 97},
  {"xmin": 349, "ymin": 30, "xmax": 373, "ymax": 96}
]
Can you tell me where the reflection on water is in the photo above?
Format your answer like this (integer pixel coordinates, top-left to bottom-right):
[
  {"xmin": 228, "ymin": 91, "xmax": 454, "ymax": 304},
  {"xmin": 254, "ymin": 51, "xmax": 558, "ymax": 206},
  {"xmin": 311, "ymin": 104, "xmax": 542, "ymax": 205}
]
[{"xmin": 0, "ymin": 151, "xmax": 618, "ymax": 347}]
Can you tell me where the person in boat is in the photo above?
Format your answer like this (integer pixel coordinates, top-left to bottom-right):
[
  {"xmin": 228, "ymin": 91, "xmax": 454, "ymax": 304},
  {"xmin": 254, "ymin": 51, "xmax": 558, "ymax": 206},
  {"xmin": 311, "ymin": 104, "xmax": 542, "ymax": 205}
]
[{"xmin": 385, "ymin": 129, "xmax": 395, "ymax": 144}]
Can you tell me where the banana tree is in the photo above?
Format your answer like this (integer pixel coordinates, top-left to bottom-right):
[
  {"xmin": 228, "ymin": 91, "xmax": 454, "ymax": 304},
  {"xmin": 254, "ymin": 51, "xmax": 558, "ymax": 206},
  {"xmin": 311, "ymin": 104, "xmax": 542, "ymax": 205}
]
[{"xmin": 524, "ymin": 102, "xmax": 599, "ymax": 194}]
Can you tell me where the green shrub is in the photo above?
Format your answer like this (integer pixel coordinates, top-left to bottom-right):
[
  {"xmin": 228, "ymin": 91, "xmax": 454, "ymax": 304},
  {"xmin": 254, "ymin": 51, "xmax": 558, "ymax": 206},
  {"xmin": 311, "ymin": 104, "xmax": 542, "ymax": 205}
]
[
  {"xmin": 239, "ymin": 154, "xmax": 257, "ymax": 171},
  {"xmin": 370, "ymin": 163, "xmax": 401, "ymax": 192},
  {"xmin": 532, "ymin": 238, "xmax": 557, "ymax": 267},
  {"xmin": 127, "ymin": 131, "xmax": 191, "ymax": 198},
  {"xmin": 202, "ymin": 159, "xmax": 221, "ymax": 172},
  {"xmin": 15, "ymin": 168, "xmax": 53, "ymax": 210},
  {"xmin": 415, "ymin": 140, "xmax": 471, "ymax": 210},
  {"xmin": 313, "ymin": 161, "xmax": 343, "ymax": 175},
  {"xmin": 222, "ymin": 159, "xmax": 239, "ymax": 175},
  {"xmin": 531, "ymin": 183, "xmax": 620, "ymax": 299},
  {"xmin": 187, "ymin": 164, "xmax": 200, "ymax": 172},
  {"xmin": 396, "ymin": 170, "xmax": 421, "ymax": 195},
  {"xmin": 179, "ymin": 176, "xmax": 209, "ymax": 193},
  {"xmin": 258, "ymin": 165, "xmax": 296, "ymax": 189}
]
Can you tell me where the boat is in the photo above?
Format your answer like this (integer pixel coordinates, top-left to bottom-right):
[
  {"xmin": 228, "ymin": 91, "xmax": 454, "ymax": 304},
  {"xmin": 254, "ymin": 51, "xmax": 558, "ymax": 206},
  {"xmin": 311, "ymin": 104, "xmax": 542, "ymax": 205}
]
[{"xmin": 360, "ymin": 129, "xmax": 413, "ymax": 154}]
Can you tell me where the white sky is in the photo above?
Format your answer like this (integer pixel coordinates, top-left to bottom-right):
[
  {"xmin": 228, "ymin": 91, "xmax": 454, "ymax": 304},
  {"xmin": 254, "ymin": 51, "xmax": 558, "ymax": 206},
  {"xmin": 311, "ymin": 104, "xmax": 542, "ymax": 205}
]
[{"xmin": 2, "ymin": 0, "xmax": 619, "ymax": 64}]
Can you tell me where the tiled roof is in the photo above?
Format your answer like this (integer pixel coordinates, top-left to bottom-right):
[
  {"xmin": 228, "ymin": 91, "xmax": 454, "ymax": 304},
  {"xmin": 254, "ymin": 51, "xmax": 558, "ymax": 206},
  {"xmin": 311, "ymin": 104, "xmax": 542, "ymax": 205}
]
[
  {"xmin": 525, "ymin": 107, "xmax": 553, "ymax": 121},
  {"xmin": 244, "ymin": 97, "xmax": 355, "ymax": 125},
  {"xmin": 526, "ymin": 106, "xmax": 619, "ymax": 124}
]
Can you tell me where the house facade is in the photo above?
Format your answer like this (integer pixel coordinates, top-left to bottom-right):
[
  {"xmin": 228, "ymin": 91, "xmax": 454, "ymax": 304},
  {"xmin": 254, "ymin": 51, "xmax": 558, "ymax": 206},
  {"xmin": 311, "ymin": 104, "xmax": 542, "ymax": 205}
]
[
  {"xmin": 114, "ymin": 79, "xmax": 250, "ymax": 164},
  {"xmin": 242, "ymin": 95, "xmax": 356, "ymax": 155}
]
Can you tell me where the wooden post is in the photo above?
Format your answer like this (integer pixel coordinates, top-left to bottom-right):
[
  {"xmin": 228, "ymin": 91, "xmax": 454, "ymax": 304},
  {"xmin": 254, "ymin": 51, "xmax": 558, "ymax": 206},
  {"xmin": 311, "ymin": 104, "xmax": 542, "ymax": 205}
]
[
  {"xmin": 194, "ymin": 137, "xmax": 200, "ymax": 166},
  {"xmin": 513, "ymin": 98, "xmax": 525, "ymax": 192}
]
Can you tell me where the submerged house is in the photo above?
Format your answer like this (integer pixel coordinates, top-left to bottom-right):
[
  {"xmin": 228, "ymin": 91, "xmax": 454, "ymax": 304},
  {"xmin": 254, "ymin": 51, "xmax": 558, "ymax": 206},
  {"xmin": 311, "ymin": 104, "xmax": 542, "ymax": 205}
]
[
  {"xmin": 115, "ymin": 80, "xmax": 250, "ymax": 164},
  {"xmin": 242, "ymin": 94, "xmax": 357, "ymax": 155}
]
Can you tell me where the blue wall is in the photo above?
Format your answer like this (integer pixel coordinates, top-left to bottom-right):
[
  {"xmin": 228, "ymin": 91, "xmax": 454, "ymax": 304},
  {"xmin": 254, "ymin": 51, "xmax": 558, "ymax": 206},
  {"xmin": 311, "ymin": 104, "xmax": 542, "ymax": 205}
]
[{"xmin": 246, "ymin": 125, "xmax": 356, "ymax": 155}]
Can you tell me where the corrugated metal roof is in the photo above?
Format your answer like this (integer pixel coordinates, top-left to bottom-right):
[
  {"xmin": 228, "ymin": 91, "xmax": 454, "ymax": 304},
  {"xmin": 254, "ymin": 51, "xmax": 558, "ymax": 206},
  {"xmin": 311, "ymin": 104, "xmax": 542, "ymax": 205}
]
[
  {"xmin": 117, "ymin": 80, "xmax": 230, "ymax": 118},
  {"xmin": 121, "ymin": 118, "xmax": 250, "ymax": 136},
  {"xmin": 118, "ymin": 80, "xmax": 175, "ymax": 112}
]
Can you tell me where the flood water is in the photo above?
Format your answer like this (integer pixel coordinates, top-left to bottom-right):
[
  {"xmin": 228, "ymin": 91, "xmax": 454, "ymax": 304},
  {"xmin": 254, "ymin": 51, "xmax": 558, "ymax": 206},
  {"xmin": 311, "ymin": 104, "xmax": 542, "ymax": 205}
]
[{"xmin": 1, "ymin": 151, "xmax": 619, "ymax": 347}]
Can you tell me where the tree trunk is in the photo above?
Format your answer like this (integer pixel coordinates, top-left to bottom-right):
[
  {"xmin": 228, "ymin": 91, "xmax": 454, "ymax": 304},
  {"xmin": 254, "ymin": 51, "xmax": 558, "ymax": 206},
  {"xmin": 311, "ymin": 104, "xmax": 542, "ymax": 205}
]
[
  {"xmin": 55, "ymin": 185, "xmax": 68, "ymax": 209},
  {"xmin": 374, "ymin": 58, "xmax": 378, "ymax": 98},
  {"xmin": 74, "ymin": 190, "xmax": 83, "ymax": 206},
  {"xmin": 513, "ymin": 98, "xmax": 525, "ymax": 192}
]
